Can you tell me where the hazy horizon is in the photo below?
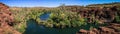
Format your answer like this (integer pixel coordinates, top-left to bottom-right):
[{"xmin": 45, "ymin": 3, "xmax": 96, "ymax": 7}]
[{"xmin": 0, "ymin": 0, "xmax": 120, "ymax": 7}]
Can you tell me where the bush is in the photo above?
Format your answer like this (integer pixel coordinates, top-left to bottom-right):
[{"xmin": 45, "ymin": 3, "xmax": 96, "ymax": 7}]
[{"xmin": 115, "ymin": 13, "xmax": 120, "ymax": 22}]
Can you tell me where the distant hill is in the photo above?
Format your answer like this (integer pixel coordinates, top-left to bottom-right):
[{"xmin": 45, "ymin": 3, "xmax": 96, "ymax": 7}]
[{"xmin": 87, "ymin": 2, "xmax": 120, "ymax": 7}]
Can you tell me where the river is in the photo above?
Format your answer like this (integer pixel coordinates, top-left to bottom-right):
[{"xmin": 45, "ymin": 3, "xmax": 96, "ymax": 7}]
[{"xmin": 23, "ymin": 13, "xmax": 98, "ymax": 34}]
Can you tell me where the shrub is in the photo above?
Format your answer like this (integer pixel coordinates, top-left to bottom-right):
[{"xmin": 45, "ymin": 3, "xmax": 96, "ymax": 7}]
[{"xmin": 115, "ymin": 13, "xmax": 120, "ymax": 23}]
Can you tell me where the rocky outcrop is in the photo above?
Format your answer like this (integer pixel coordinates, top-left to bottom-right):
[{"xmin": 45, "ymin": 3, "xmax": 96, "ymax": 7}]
[
  {"xmin": 0, "ymin": 3, "xmax": 21, "ymax": 34},
  {"xmin": 66, "ymin": 6, "xmax": 119, "ymax": 23},
  {"xmin": 76, "ymin": 23, "xmax": 120, "ymax": 34},
  {"xmin": 73, "ymin": 6, "xmax": 120, "ymax": 34}
]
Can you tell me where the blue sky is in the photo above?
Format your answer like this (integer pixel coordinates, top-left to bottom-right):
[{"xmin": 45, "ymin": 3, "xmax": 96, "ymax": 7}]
[{"xmin": 0, "ymin": 0, "xmax": 120, "ymax": 7}]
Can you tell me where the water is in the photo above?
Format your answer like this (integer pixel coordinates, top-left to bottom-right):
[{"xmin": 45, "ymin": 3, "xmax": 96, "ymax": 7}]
[
  {"xmin": 39, "ymin": 12, "xmax": 51, "ymax": 20},
  {"xmin": 24, "ymin": 20, "xmax": 81, "ymax": 34}
]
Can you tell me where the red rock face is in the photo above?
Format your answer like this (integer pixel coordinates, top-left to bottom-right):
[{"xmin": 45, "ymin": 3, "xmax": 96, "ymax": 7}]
[
  {"xmin": 75, "ymin": 6, "xmax": 120, "ymax": 34},
  {"xmin": 67, "ymin": 6, "xmax": 119, "ymax": 23},
  {"xmin": 77, "ymin": 23, "xmax": 120, "ymax": 34},
  {"xmin": 0, "ymin": 3, "xmax": 20, "ymax": 34},
  {"xmin": 0, "ymin": 2, "xmax": 14, "ymax": 26}
]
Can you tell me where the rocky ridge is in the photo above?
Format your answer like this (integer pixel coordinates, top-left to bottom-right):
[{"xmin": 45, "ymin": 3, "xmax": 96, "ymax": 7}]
[{"xmin": 0, "ymin": 3, "xmax": 21, "ymax": 34}]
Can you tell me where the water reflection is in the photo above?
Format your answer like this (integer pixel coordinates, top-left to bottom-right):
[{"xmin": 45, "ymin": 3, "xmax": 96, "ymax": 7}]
[
  {"xmin": 23, "ymin": 19, "xmax": 81, "ymax": 34},
  {"xmin": 40, "ymin": 12, "xmax": 51, "ymax": 20}
]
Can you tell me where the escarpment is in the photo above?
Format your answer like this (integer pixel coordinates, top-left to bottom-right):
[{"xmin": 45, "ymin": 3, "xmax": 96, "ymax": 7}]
[
  {"xmin": 0, "ymin": 3, "xmax": 21, "ymax": 34},
  {"xmin": 75, "ymin": 6, "xmax": 120, "ymax": 34},
  {"xmin": 65, "ymin": 6, "xmax": 119, "ymax": 23}
]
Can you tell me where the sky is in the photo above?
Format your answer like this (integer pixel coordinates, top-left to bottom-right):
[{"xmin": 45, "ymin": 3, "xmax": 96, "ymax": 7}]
[{"xmin": 0, "ymin": 0, "xmax": 120, "ymax": 7}]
